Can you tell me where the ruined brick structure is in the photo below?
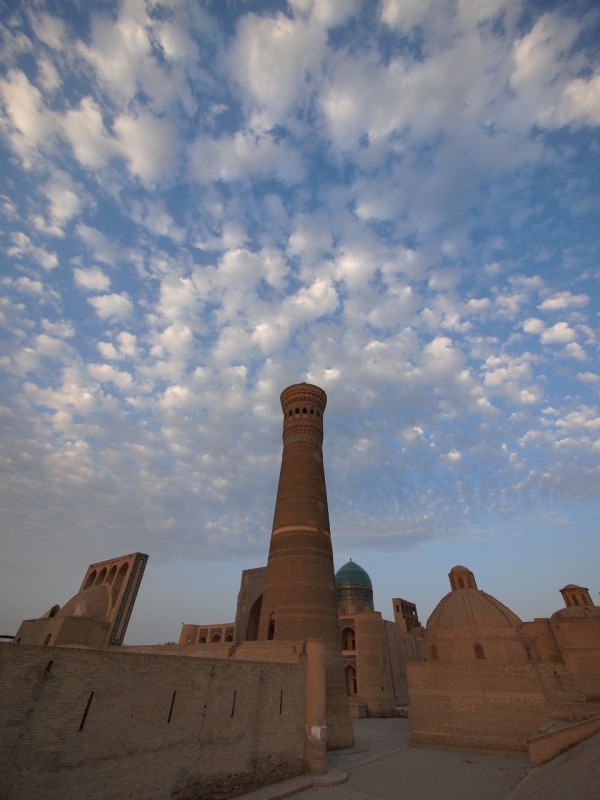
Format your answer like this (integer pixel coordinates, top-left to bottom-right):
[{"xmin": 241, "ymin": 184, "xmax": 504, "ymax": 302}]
[{"xmin": 14, "ymin": 552, "xmax": 147, "ymax": 649}]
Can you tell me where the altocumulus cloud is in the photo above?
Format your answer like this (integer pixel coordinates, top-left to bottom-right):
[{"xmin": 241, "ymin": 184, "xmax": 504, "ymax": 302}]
[{"xmin": 0, "ymin": 0, "xmax": 599, "ymax": 643}]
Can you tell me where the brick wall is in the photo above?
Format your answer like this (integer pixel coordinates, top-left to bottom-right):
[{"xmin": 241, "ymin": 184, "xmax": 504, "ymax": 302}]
[
  {"xmin": 0, "ymin": 644, "xmax": 306, "ymax": 800},
  {"xmin": 407, "ymin": 662, "xmax": 550, "ymax": 752},
  {"xmin": 528, "ymin": 715, "xmax": 600, "ymax": 766}
]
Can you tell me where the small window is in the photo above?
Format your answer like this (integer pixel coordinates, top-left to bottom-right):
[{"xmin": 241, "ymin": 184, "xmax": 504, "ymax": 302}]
[
  {"xmin": 303, "ymin": 407, "xmax": 307, "ymax": 413},
  {"xmin": 474, "ymin": 643, "xmax": 485, "ymax": 659},
  {"xmin": 268, "ymin": 613, "xmax": 275, "ymax": 640}
]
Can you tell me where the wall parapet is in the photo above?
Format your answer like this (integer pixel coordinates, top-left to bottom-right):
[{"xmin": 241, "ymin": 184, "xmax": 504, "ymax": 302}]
[
  {"xmin": 0, "ymin": 642, "xmax": 308, "ymax": 800},
  {"xmin": 528, "ymin": 714, "xmax": 600, "ymax": 766}
]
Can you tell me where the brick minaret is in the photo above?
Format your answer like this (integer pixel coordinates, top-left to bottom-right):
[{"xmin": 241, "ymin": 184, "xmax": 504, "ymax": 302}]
[{"xmin": 259, "ymin": 383, "xmax": 353, "ymax": 749}]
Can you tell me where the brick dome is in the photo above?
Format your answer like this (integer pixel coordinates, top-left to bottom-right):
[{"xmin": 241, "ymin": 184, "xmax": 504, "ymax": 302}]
[
  {"xmin": 427, "ymin": 588, "xmax": 522, "ymax": 630},
  {"xmin": 57, "ymin": 584, "xmax": 112, "ymax": 621},
  {"xmin": 335, "ymin": 560, "xmax": 373, "ymax": 590}
]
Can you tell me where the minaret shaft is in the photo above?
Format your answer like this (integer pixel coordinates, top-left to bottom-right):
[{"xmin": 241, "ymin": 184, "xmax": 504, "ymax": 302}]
[{"xmin": 259, "ymin": 383, "xmax": 353, "ymax": 749}]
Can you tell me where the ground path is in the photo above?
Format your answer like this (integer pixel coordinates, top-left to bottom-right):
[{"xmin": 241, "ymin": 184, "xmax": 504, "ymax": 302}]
[{"xmin": 241, "ymin": 717, "xmax": 529, "ymax": 800}]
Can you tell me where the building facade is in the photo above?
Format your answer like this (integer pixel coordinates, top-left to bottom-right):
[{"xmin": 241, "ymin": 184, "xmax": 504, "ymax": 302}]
[
  {"xmin": 14, "ymin": 552, "xmax": 148, "ymax": 649},
  {"xmin": 180, "ymin": 557, "xmax": 424, "ymax": 717},
  {"xmin": 408, "ymin": 566, "xmax": 600, "ymax": 755}
]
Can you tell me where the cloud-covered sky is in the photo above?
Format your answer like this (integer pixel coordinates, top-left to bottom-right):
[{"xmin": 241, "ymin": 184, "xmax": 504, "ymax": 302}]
[{"xmin": 1, "ymin": 0, "xmax": 599, "ymax": 644}]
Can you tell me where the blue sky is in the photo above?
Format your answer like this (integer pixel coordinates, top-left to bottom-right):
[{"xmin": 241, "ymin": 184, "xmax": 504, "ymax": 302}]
[{"xmin": 1, "ymin": 0, "xmax": 599, "ymax": 644}]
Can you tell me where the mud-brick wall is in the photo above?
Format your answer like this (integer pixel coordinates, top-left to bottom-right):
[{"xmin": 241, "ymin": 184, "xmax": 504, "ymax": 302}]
[
  {"xmin": 0, "ymin": 644, "xmax": 306, "ymax": 800},
  {"xmin": 407, "ymin": 662, "xmax": 550, "ymax": 752}
]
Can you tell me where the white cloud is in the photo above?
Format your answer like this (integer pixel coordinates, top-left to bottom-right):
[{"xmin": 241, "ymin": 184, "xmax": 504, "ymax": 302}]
[
  {"xmin": 117, "ymin": 331, "xmax": 137, "ymax": 357},
  {"xmin": 129, "ymin": 198, "xmax": 186, "ymax": 245},
  {"xmin": 482, "ymin": 353, "xmax": 541, "ymax": 404},
  {"xmin": 76, "ymin": 225, "xmax": 122, "ymax": 266},
  {"xmin": 88, "ymin": 363, "xmax": 133, "ymax": 390},
  {"xmin": 31, "ymin": 12, "xmax": 67, "ymax": 51},
  {"xmin": 577, "ymin": 372, "xmax": 599, "ymax": 385},
  {"xmin": 62, "ymin": 97, "xmax": 115, "ymax": 169},
  {"xmin": 284, "ymin": 277, "xmax": 339, "ymax": 325},
  {"xmin": 35, "ymin": 334, "xmax": 65, "ymax": 359},
  {"xmin": 421, "ymin": 336, "xmax": 464, "ymax": 384},
  {"xmin": 230, "ymin": 11, "xmax": 327, "ymax": 130},
  {"xmin": 523, "ymin": 318, "xmax": 544, "ymax": 335},
  {"xmin": 539, "ymin": 291, "xmax": 589, "ymax": 311},
  {"xmin": 555, "ymin": 406, "xmax": 600, "ymax": 433},
  {"xmin": 289, "ymin": 0, "xmax": 359, "ymax": 27},
  {"xmin": 37, "ymin": 56, "xmax": 61, "ymax": 92},
  {"xmin": 77, "ymin": 5, "xmax": 172, "ymax": 110},
  {"xmin": 541, "ymin": 322, "xmax": 576, "ymax": 344},
  {"xmin": 97, "ymin": 341, "xmax": 121, "ymax": 361},
  {"xmin": 380, "ymin": 0, "xmax": 438, "ymax": 32},
  {"xmin": 13, "ymin": 277, "xmax": 44, "ymax": 295},
  {"xmin": 74, "ymin": 267, "xmax": 111, "ymax": 292},
  {"xmin": 38, "ymin": 172, "xmax": 85, "ymax": 236},
  {"xmin": 159, "ymin": 384, "xmax": 193, "ymax": 411},
  {"xmin": 41, "ymin": 319, "xmax": 75, "ymax": 338},
  {"xmin": 188, "ymin": 131, "xmax": 304, "ymax": 185},
  {"xmin": 7, "ymin": 231, "xmax": 58, "ymax": 270},
  {"xmin": 114, "ymin": 111, "xmax": 179, "ymax": 187},
  {"xmin": 88, "ymin": 293, "xmax": 133, "ymax": 321},
  {"xmin": 0, "ymin": 69, "xmax": 57, "ymax": 161},
  {"xmin": 563, "ymin": 342, "xmax": 587, "ymax": 361},
  {"xmin": 509, "ymin": 12, "xmax": 600, "ymax": 130}
]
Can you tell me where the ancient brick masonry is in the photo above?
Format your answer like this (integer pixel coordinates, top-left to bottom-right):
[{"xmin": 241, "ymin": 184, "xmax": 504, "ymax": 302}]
[{"xmin": 258, "ymin": 383, "xmax": 354, "ymax": 750}]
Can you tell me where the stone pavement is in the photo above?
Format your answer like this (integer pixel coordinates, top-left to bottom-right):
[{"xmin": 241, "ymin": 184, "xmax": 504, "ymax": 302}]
[
  {"xmin": 240, "ymin": 717, "xmax": 529, "ymax": 800},
  {"xmin": 506, "ymin": 730, "xmax": 600, "ymax": 800}
]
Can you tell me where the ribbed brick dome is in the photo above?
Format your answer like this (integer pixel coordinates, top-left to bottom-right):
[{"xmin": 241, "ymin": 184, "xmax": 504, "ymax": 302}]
[
  {"xmin": 335, "ymin": 559, "xmax": 373, "ymax": 590},
  {"xmin": 427, "ymin": 588, "xmax": 522, "ymax": 630}
]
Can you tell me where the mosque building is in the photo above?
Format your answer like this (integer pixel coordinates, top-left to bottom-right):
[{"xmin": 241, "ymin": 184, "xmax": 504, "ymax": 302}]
[
  {"xmin": 180, "ymin": 556, "xmax": 424, "ymax": 718},
  {"xmin": 408, "ymin": 566, "xmax": 600, "ymax": 760}
]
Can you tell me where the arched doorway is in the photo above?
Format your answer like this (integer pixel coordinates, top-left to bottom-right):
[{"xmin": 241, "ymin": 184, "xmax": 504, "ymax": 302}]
[
  {"xmin": 344, "ymin": 664, "xmax": 357, "ymax": 696},
  {"xmin": 246, "ymin": 594, "xmax": 262, "ymax": 641}
]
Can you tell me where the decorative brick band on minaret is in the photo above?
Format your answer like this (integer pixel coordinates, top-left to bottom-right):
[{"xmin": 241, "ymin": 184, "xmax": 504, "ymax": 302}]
[{"xmin": 259, "ymin": 383, "xmax": 353, "ymax": 750}]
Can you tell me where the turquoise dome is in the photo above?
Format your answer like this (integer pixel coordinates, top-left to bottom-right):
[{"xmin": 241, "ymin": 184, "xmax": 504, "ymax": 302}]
[{"xmin": 335, "ymin": 560, "xmax": 372, "ymax": 590}]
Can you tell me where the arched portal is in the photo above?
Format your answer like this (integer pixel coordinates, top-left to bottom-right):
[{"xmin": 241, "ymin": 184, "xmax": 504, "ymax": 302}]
[{"xmin": 246, "ymin": 594, "xmax": 262, "ymax": 641}]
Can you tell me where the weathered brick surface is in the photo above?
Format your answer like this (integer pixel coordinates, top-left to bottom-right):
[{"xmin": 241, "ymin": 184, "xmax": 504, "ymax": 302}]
[
  {"xmin": 407, "ymin": 662, "xmax": 550, "ymax": 752},
  {"xmin": 258, "ymin": 384, "xmax": 353, "ymax": 750},
  {"xmin": 0, "ymin": 644, "xmax": 306, "ymax": 800},
  {"xmin": 528, "ymin": 715, "xmax": 600, "ymax": 766}
]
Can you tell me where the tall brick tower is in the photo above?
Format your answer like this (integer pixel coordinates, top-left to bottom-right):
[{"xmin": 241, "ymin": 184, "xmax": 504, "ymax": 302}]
[{"xmin": 259, "ymin": 383, "xmax": 353, "ymax": 749}]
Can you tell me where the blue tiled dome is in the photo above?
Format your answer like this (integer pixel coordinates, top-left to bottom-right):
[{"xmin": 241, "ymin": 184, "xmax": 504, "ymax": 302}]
[{"xmin": 335, "ymin": 559, "xmax": 372, "ymax": 590}]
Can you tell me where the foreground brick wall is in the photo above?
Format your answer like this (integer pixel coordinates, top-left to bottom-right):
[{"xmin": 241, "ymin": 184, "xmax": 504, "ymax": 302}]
[{"xmin": 0, "ymin": 644, "xmax": 306, "ymax": 800}]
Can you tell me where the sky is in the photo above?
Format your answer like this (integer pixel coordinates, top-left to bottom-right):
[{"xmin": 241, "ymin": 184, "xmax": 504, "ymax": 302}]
[{"xmin": 1, "ymin": 0, "xmax": 599, "ymax": 645}]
